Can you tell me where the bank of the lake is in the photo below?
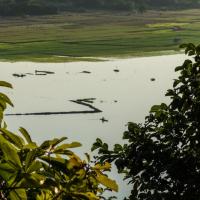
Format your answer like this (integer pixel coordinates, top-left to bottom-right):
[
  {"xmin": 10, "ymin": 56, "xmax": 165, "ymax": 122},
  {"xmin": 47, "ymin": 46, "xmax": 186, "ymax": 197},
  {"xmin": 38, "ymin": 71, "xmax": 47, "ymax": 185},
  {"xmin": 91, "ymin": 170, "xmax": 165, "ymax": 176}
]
[{"xmin": 0, "ymin": 9, "xmax": 199, "ymax": 62}]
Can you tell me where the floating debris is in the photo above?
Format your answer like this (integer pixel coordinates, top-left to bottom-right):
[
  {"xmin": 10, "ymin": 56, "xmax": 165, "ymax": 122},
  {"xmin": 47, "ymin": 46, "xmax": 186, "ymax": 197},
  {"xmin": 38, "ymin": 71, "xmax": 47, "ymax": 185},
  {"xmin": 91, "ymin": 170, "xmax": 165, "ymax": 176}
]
[
  {"xmin": 35, "ymin": 70, "xmax": 55, "ymax": 76},
  {"xmin": 100, "ymin": 117, "xmax": 108, "ymax": 123},
  {"xmin": 78, "ymin": 98, "xmax": 96, "ymax": 104},
  {"xmin": 80, "ymin": 71, "xmax": 91, "ymax": 74},
  {"xmin": 6, "ymin": 98, "xmax": 102, "ymax": 116},
  {"xmin": 26, "ymin": 73, "xmax": 34, "ymax": 75},
  {"xmin": 151, "ymin": 78, "xmax": 156, "ymax": 81},
  {"xmin": 35, "ymin": 70, "xmax": 55, "ymax": 74},
  {"xmin": 114, "ymin": 100, "xmax": 118, "ymax": 103},
  {"xmin": 113, "ymin": 69, "xmax": 120, "ymax": 72},
  {"xmin": 12, "ymin": 73, "xmax": 26, "ymax": 78}
]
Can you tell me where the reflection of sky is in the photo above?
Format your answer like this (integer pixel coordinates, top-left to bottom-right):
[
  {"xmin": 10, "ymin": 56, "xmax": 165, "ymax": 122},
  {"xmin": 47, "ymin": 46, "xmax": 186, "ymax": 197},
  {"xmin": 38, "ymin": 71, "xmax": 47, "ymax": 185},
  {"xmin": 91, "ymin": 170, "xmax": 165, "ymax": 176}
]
[{"xmin": 1, "ymin": 54, "xmax": 186, "ymax": 199}]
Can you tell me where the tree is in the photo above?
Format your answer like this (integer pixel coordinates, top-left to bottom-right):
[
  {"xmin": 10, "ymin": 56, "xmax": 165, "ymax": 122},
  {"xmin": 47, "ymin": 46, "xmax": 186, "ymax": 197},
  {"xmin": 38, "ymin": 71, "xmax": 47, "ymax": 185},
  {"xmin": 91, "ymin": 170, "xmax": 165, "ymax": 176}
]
[
  {"xmin": 0, "ymin": 81, "xmax": 118, "ymax": 200},
  {"xmin": 1, "ymin": 0, "xmax": 200, "ymax": 16},
  {"xmin": 92, "ymin": 43, "xmax": 200, "ymax": 200}
]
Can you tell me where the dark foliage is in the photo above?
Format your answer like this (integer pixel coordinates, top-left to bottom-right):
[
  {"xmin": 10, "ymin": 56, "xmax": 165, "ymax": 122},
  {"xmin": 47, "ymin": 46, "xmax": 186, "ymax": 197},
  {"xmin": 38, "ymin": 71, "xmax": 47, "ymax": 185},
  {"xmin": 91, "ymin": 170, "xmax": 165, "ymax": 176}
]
[
  {"xmin": 92, "ymin": 43, "xmax": 200, "ymax": 199},
  {"xmin": 0, "ymin": 0, "xmax": 200, "ymax": 16}
]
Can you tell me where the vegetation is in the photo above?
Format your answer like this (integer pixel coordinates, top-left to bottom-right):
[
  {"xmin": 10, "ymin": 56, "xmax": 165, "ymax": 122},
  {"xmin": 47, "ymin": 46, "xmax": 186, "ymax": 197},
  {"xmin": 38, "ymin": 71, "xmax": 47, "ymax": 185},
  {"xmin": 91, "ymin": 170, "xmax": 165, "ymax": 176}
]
[
  {"xmin": 0, "ymin": 81, "xmax": 118, "ymax": 199},
  {"xmin": 1, "ymin": 9, "xmax": 200, "ymax": 62},
  {"xmin": 142, "ymin": 0, "xmax": 200, "ymax": 10},
  {"xmin": 0, "ymin": 0, "xmax": 200, "ymax": 16},
  {"xmin": 92, "ymin": 43, "xmax": 200, "ymax": 199}
]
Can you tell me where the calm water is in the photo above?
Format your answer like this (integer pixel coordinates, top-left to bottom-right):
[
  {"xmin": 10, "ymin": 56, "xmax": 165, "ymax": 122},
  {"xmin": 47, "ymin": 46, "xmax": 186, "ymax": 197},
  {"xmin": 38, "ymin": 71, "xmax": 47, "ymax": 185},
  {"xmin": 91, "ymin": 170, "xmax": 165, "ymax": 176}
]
[{"xmin": 1, "ymin": 54, "xmax": 186, "ymax": 199}]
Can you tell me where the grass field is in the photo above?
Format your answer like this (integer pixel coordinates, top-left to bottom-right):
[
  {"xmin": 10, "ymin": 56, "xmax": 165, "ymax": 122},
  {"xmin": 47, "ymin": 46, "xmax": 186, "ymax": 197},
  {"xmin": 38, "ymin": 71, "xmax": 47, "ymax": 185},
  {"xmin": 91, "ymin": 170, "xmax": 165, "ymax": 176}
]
[{"xmin": 0, "ymin": 9, "xmax": 200, "ymax": 62}]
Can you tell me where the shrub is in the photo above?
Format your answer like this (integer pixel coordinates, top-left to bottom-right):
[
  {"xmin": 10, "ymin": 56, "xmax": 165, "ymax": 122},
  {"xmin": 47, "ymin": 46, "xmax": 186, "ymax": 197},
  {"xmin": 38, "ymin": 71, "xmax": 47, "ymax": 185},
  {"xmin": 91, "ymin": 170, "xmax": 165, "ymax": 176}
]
[{"xmin": 92, "ymin": 43, "xmax": 200, "ymax": 199}]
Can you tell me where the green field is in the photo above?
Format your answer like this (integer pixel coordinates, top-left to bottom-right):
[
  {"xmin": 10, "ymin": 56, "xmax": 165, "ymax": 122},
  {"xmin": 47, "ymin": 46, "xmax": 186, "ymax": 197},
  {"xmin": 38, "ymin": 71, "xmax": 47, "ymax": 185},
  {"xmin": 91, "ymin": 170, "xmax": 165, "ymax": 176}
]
[{"xmin": 0, "ymin": 9, "xmax": 200, "ymax": 62}]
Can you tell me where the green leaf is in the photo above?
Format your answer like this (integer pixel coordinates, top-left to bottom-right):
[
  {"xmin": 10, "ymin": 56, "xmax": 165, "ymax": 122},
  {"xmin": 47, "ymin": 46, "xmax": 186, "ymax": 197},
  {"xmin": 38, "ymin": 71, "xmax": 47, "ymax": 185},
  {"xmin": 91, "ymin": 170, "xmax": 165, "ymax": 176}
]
[
  {"xmin": 0, "ymin": 128, "xmax": 25, "ymax": 149},
  {"xmin": 40, "ymin": 137, "xmax": 67, "ymax": 150},
  {"xmin": 95, "ymin": 171, "xmax": 118, "ymax": 192},
  {"xmin": 91, "ymin": 143, "xmax": 100, "ymax": 152},
  {"xmin": 40, "ymin": 156, "xmax": 67, "ymax": 172},
  {"xmin": 165, "ymin": 89, "xmax": 175, "ymax": 96},
  {"xmin": 26, "ymin": 161, "xmax": 42, "ymax": 174},
  {"xmin": 25, "ymin": 149, "xmax": 37, "ymax": 171},
  {"xmin": 188, "ymin": 50, "xmax": 195, "ymax": 56},
  {"xmin": 0, "ymin": 99, "xmax": 7, "ymax": 110},
  {"xmin": 93, "ymin": 162, "xmax": 111, "ymax": 171},
  {"xmin": 0, "ymin": 81, "xmax": 13, "ymax": 88},
  {"xmin": 0, "ymin": 135, "xmax": 22, "ymax": 169},
  {"xmin": 19, "ymin": 173, "xmax": 46, "ymax": 189},
  {"xmin": 19, "ymin": 127, "xmax": 32, "ymax": 144},
  {"xmin": 23, "ymin": 142, "xmax": 38, "ymax": 150},
  {"xmin": 85, "ymin": 153, "xmax": 90, "ymax": 162},
  {"xmin": 0, "ymin": 92, "xmax": 13, "ymax": 107},
  {"xmin": 91, "ymin": 138, "xmax": 103, "ymax": 151},
  {"xmin": 0, "ymin": 163, "xmax": 16, "ymax": 181},
  {"xmin": 9, "ymin": 189, "xmax": 27, "ymax": 200},
  {"xmin": 179, "ymin": 43, "xmax": 188, "ymax": 49},
  {"xmin": 73, "ymin": 192, "xmax": 99, "ymax": 200},
  {"xmin": 160, "ymin": 103, "xmax": 168, "ymax": 110},
  {"xmin": 114, "ymin": 144, "xmax": 123, "ymax": 152},
  {"xmin": 54, "ymin": 142, "xmax": 82, "ymax": 151},
  {"xmin": 150, "ymin": 105, "xmax": 161, "ymax": 112},
  {"xmin": 128, "ymin": 122, "xmax": 139, "ymax": 132},
  {"xmin": 175, "ymin": 65, "xmax": 183, "ymax": 72},
  {"xmin": 50, "ymin": 137, "xmax": 68, "ymax": 148},
  {"xmin": 123, "ymin": 131, "xmax": 130, "ymax": 140},
  {"xmin": 173, "ymin": 79, "xmax": 180, "ymax": 87},
  {"xmin": 53, "ymin": 149, "xmax": 73, "ymax": 156},
  {"xmin": 96, "ymin": 138, "xmax": 103, "ymax": 145},
  {"xmin": 2, "ymin": 121, "xmax": 7, "ymax": 129},
  {"xmin": 39, "ymin": 140, "xmax": 51, "ymax": 150}
]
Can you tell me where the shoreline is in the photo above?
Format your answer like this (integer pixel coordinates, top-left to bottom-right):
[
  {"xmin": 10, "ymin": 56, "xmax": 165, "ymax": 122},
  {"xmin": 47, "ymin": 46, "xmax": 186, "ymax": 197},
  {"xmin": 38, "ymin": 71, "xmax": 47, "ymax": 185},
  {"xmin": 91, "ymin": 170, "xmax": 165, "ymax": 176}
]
[
  {"xmin": 0, "ymin": 50, "xmax": 184, "ymax": 63},
  {"xmin": 0, "ymin": 9, "xmax": 198, "ymax": 63}
]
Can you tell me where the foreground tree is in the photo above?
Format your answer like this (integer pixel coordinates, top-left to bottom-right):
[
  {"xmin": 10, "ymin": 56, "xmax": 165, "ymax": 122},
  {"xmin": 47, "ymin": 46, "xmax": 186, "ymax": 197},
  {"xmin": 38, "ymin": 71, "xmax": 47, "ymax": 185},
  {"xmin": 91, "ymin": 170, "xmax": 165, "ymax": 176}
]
[
  {"xmin": 0, "ymin": 81, "xmax": 118, "ymax": 199},
  {"xmin": 92, "ymin": 43, "xmax": 200, "ymax": 199}
]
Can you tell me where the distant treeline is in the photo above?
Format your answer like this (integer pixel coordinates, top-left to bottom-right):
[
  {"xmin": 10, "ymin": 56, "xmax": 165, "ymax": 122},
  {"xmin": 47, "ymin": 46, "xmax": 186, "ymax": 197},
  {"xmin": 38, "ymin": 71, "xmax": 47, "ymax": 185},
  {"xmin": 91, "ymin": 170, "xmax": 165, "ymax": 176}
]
[{"xmin": 0, "ymin": 0, "xmax": 200, "ymax": 16}]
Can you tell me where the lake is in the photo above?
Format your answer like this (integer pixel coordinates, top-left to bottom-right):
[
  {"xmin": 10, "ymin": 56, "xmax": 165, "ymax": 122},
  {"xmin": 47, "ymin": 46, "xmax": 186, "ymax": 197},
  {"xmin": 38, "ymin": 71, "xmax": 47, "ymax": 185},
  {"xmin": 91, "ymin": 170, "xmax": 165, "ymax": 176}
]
[{"xmin": 1, "ymin": 54, "xmax": 186, "ymax": 199}]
